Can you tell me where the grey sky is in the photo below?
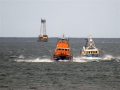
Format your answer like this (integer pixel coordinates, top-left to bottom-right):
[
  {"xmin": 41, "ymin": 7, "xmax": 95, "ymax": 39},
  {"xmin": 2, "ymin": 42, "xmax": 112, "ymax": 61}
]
[{"xmin": 0, "ymin": 0, "xmax": 120, "ymax": 37}]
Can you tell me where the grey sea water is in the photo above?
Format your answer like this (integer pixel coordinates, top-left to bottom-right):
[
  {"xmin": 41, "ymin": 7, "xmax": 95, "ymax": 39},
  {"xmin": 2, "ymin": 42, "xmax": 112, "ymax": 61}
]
[{"xmin": 0, "ymin": 38, "xmax": 120, "ymax": 90}]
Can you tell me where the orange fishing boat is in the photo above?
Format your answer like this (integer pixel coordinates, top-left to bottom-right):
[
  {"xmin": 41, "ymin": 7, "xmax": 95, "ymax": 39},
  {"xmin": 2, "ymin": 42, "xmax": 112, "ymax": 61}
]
[{"xmin": 51, "ymin": 34, "xmax": 73, "ymax": 61}]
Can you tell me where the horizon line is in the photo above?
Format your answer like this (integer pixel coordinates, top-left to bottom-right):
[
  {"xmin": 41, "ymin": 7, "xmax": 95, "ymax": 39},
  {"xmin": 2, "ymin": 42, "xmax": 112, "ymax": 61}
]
[{"xmin": 0, "ymin": 37, "xmax": 120, "ymax": 38}]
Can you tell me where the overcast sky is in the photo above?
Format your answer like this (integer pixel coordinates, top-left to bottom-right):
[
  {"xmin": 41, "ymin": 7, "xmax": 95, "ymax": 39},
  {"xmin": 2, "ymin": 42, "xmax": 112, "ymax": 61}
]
[{"xmin": 0, "ymin": 0, "xmax": 120, "ymax": 38}]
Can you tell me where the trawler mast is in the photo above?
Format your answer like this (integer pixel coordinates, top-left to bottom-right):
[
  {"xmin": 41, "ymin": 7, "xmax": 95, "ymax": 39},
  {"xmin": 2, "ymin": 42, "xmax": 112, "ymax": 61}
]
[{"xmin": 85, "ymin": 35, "xmax": 96, "ymax": 49}]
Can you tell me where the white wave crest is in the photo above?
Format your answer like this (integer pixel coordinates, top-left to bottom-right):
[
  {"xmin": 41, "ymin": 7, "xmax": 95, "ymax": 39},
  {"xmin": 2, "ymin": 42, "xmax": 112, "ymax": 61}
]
[{"xmin": 102, "ymin": 55, "xmax": 114, "ymax": 60}]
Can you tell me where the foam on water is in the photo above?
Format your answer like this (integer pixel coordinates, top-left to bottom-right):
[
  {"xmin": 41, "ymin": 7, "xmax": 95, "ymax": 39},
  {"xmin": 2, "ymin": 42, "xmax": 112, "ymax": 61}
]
[
  {"xmin": 14, "ymin": 57, "xmax": 87, "ymax": 63},
  {"xmin": 73, "ymin": 54, "xmax": 120, "ymax": 62},
  {"xmin": 14, "ymin": 57, "xmax": 93, "ymax": 63},
  {"xmin": 14, "ymin": 54, "xmax": 120, "ymax": 63},
  {"xmin": 15, "ymin": 58, "xmax": 54, "ymax": 62},
  {"xmin": 102, "ymin": 54, "xmax": 115, "ymax": 60},
  {"xmin": 73, "ymin": 57, "xmax": 87, "ymax": 62}
]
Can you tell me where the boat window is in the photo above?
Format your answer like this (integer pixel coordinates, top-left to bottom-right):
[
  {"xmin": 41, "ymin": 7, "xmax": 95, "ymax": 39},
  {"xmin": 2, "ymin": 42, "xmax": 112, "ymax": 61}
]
[{"xmin": 62, "ymin": 49, "xmax": 64, "ymax": 50}]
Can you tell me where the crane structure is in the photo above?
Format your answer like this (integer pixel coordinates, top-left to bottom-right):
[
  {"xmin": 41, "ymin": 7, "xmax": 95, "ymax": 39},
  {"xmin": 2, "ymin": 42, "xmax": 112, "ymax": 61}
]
[{"xmin": 37, "ymin": 18, "xmax": 48, "ymax": 42}]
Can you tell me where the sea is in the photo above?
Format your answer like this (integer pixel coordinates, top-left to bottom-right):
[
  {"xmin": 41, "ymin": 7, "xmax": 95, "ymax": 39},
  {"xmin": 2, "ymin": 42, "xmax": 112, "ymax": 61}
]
[{"xmin": 0, "ymin": 37, "xmax": 120, "ymax": 90}]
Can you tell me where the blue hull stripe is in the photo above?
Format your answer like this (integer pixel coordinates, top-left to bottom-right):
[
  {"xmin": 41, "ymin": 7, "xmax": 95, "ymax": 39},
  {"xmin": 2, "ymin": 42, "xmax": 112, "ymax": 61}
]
[{"xmin": 84, "ymin": 54, "xmax": 100, "ymax": 57}]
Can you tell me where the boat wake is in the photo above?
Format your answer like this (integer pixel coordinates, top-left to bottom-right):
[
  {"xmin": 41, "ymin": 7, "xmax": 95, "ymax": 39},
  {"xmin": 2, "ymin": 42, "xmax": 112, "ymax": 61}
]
[
  {"xmin": 14, "ymin": 58, "xmax": 54, "ymax": 62},
  {"xmin": 102, "ymin": 55, "xmax": 120, "ymax": 62},
  {"xmin": 102, "ymin": 55, "xmax": 114, "ymax": 60},
  {"xmin": 14, "ymin": 54, "xmax": 120, "ymax": 63},
  {"xmin": 73, "ymin": 57, "xmax": 88, "ymax": 62},
  {"xmin": 73, "ymin": 54, "xmax": 120, "ymax": 62}
]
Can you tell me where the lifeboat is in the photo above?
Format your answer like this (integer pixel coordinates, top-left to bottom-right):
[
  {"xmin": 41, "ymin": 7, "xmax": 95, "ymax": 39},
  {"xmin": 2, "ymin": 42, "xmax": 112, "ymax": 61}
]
[
  {"xmin": 81, "ymin": 35, "xmax": 101, "ymax": 60},
  {"xmin": 51, "ymin": 34, "xmax": 73, "ymax": 61}
]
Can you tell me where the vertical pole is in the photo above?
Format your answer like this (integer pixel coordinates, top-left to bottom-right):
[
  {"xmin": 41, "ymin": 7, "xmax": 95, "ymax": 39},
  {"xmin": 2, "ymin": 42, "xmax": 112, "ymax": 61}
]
[
  {"xmin": 45, "ymin": 20, "xmax": 46, "ymax": 35},
  {"xmin": 43, "ymin": 20, "xmax": 46, "ymax": 35},
  {"xmin": 40, "ymin": 18, "xmax": 43, "ymax": 35},
  {"xmin": 40, "ymin": 22, "xmax": 42, "ymax": 35}
]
